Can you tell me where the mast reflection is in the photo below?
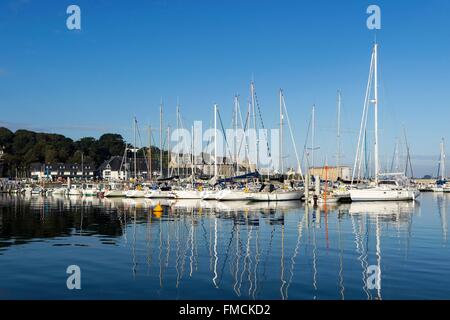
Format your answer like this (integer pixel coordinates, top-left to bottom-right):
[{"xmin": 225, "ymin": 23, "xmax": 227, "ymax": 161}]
[{"xmin": 0, "ymin": 195, "xmax": 418, "ymax": 299}]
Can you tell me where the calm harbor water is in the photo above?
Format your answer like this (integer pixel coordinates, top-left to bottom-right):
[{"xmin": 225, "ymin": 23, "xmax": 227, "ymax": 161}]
[{"xmin": 0, "ymin": 193, "xmax": 449, "ymax": 300}]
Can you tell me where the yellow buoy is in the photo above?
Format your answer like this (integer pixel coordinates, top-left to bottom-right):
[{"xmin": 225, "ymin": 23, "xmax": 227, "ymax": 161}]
[
  {"xmin": 154, "ymin": 211, "xmax": 162, "ymax": 218},
  {"xmin": 153, "ymin": 203, "xmax": 163, "ymax": 212},
  {"xmin": 153, "ymin": 203, "xmax": 163, "ymax": 218}
]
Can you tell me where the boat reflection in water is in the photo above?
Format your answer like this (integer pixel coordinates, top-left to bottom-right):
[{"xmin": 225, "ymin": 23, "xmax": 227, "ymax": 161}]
[
  {"xmin": 434, "ymin": 193, "xmax": 448, "ymax": 243},
  {"xmin": 346, "ymin": 201, "xmax": 417, "ymax": 300},
  {"xmin": 106, "ymin": 198, "xmax": 417, "ymax": 300},
  {"xmin": 3, "ymin": 194, "xmax": 449, "ymax": 300}
]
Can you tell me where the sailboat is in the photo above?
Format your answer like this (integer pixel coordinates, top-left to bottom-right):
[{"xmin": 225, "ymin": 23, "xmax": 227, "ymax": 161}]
[
  {"xmin": 349, "ymin": 42, "xmax": 419, "ymax": 202},
  {"xmin": 125, "ymin": 185, "xmax": 149, "ymax": 198},
  {"xmin": 432, "ymin": 138, "xmax": 448, "ymax": 192},
  {"xmin": 104, "ymin": 182, "xmax": 126, "ymax": 197},
  {"xmin": 251, "ymin": 89, "xmax": 304, "ymax": 202},
  {"xmin": 68, "ymin": 183, "xmax": 83, "ymax": 196},
  {"xmin": 174, "ymin": 104, "xmax": 220, "ymax": 200},
  {"xmin": 82, "ymin": 183, "xmax": 99, "ymax": 197}
]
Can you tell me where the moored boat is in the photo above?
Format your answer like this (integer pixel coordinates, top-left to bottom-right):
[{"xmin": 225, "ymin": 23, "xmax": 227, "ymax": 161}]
[
  {"xmin": 125, "ymin": 184, "xmax": 149, "ymax": 198},
  {"xmin": 249, "ymin": 184, "xmax": 303, "ymax": 202},
  {"xmin": 82, "ymin": 183, "xmax": 99, "ymax": 197},
  {"xmin": 172, "ymin": 189, "xmax": 204, "ymax": 199},
  {"xmin": 68, "ymin": 185, "xmax": 83, "ymax": 196},
  {"xmin": 215, "ymin": 188, "xmax": 252, "ymax": 201},
  {"xmin": 349, "ymin": 180, "xmax": 419, "ymax": 202}
]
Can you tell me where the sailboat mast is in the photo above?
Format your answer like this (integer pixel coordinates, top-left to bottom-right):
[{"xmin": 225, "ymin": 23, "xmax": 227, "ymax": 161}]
[
  {"xmin": 214, "ymin": 104, "xmax": 218, "ymax": 178},
  {"xmin": 251, "ymin": 81, "xmax": 259, "ymax": 171},
  {"xmin": 167, "ymin": 126, "xmax": 170, "ymax": 177},
  {"xmin": 234, "ymin": 95, "xmax": 238, "ymax": 173},
  {"xmin": 441, "ymin": 138, "xmax": 446, "ymax": 180},
  {"xmin": 395, "ymin": 138, "xmax": 400, "ymax": 172},
  {"xmin": 148, "ymin": 126, "xmax": 152, "ymax": 181},
  {"xmin": 191, "ymin": 125, "xmax": 195, "ymax": 179},
  {"xmin": 374, "ymin": 43, "xmax": 380, "ymax": 184},
  {"xmin": 336, "ymin": 90, "xmax": 341, "ymax": 170},
  {"xmin": 176, "ymin": 101, "xmax": 180, "ymax": 177},
  {"xmin": 123, "ymin": 143, "xmax": 127, "ymax": 180},
  {"xmin": 159, "ymin": 101, "xmax": 163, "ymax": 177},
  {"xmin": 134, "ymin": 117, "xmax": 137, "ymax": 179},
  {"xmin": 279, "ymin": 89, "xmax": 284, "ymax": 174},
  {"xmin": 311, "ymin": 105, "xmax": 315, "ymax": 169}
]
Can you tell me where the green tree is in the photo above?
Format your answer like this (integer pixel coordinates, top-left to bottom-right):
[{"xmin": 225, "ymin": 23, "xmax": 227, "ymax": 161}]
[
  {"xmin": 0, "ymin": 127, "xmax": 13, "ymax": 149},
  {"xmin": 44, "ymin": 148, "xmax": 58, "ymax": 163},
  {"xmin": 98, "ymin": 133, "xmax": 125, "ymax": 156}
]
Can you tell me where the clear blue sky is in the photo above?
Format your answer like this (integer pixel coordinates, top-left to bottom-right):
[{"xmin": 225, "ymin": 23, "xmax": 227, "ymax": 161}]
[{"xmin": 1, "ymin": 0, "xmax": 449, "ymax": 176}]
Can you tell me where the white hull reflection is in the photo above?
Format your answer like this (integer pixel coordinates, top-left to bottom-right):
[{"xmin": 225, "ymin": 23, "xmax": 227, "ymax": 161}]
[
  {"xmin": 169, "ymin": 199, "xmax": 215, "ymax": 210},
  {"xmin": 217, "ymin": 200, "xmax": 301, "ymax": 212},
  {"xmin": 348, "ymin": 201, "xmax": 417, "ymax": 215},
  {"xmin": 167, "ymin": 199, "xmax": 301, "ymax": 212}
]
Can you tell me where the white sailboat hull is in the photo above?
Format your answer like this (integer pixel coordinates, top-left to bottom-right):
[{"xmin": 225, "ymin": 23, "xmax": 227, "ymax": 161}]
[
  {"xmin": 215, "ymin": 189, "xmax": 252, "ymax": 201},
  {"xmin": 145, "ymin": 190, "xmax": 176, "ymax": 199},
  {"xmin": 201, "ymin": 190, "xmax": 219, "ymax": 200},
  {"xmin": 173, "ymin": 190, "xmax": 204, "ymax": 199},
  {"xmin": 349, "ymin": 188, "xmax": 419, "ymax": 201},
  {"xmin": 126, "ymin": 190, "xmax": 147, "ymax": 198},
  {"xmin": 104, "ymin": 190, "xmax": 126, "ymax": 197},
  {"xmin": 249, "ymin": 190, "xmax": 303, "ymax": 202}
]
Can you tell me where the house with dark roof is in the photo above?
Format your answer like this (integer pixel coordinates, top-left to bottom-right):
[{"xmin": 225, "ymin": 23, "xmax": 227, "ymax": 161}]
[
  {"xmin": 30, "ymin": 162, "xmax": 96, "ymax": 181},
  {"xmin": 98, "ymin": 156, "xmax": 152, "ymax": 181}
]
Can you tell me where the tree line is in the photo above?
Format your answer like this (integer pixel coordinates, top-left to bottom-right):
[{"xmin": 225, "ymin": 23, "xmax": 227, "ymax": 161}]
[{"xmin": 0, "ymin": 127, "xmax": 163, "ymax": 178}]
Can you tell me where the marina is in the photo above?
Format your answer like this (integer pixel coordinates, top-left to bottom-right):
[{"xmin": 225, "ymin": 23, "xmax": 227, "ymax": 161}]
[
  {"xmin": 1, "ymin": 0, "xmax": 450, "ymax": 304},
  {"xmin": 0, "ymin": 39, "xmax": 429, "ymax": 206},
  {"xmin": 0, "ymin": 192, "xmax": 449, "ymax": 299}
]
